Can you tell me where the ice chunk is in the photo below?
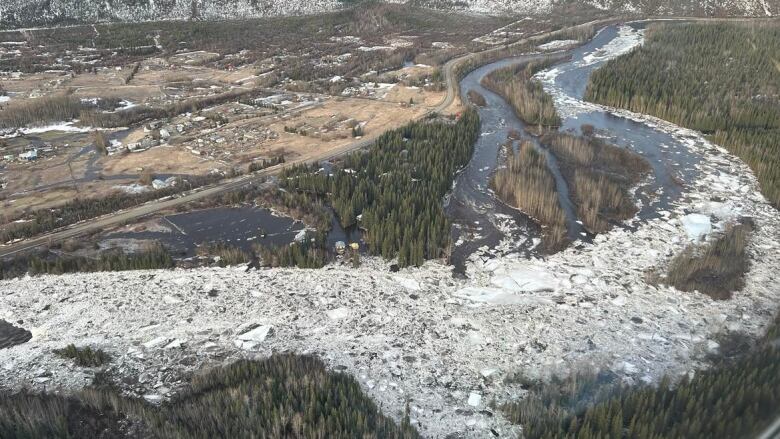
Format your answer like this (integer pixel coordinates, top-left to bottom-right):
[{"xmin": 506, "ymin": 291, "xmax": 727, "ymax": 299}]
[
  {"xmin": 164, "ymin": 339, "xmax": 185, "ymax": 349},
  {"xmin": 482, "ymin": 259, "xmax": 502, "ymax": 272},
  {"xmin": 454, "ymin": 287, "xmax": 554, "ymax": 306},
  {"xmin": 505, "ymin": 264, "xmax": 559, "ymax": 292},
  {"xmin": 143, "ymin": 336, "xmax": 169, "ymax": 349},
  {"xmin": 143, "ymin": 394, "xmax": 163, "ymax": 403},
  {"xmin": 237, "ymin": 325, "xmax": 274, "ymax": 343},
  {"xmin": 622, "ymin": 361, "xmax": 638, "ymax": 374},
  {"xmin": 489, "ymin": 275, "xmax": 519, "ymax": 290},
  {"xmin": 467, "ymin": 392, "xmax": 482, "ymax": 407},
  {"xmin": 392, "ymin": 276, "xmax": 420, "ymax": 291},
  {"xmin": 538, "ymin": 39, "xmax": 579, "ymax": 50},
  {"xmin": 681, "ymin": 213, "xmax": 711, "ymax": 241},
  {"xmin": 151, "ymin": 177, "xmax": 177, "ymax": 190},
  {"xmin": 480, "ymin": 368, "xmax": 498, "ymax": 378},
  {"xmin": 327, "ymin": 307, "xmax": 350, "ymax": 320},
  {"xmin": 162, "ymin": 295, "xmax": 181, "ymax": 304},
  {"xmin": 235, "ymin": 325, "xmax": 274, "ymax": 350}
]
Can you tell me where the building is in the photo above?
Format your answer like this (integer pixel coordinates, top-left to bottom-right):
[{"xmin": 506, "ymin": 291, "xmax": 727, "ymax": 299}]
[{"xmin": 18, "ymin": 149, "xmax": 38, "ymax": 161}]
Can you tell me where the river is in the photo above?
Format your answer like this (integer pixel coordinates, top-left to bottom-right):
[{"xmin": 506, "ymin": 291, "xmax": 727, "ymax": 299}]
[
  {"xmin": 448, "ymin": 23, "xmax": 701, "ymax": 271},
  {"xmin": 104, "ymin": 23, "xmax": 700, "ymax": 267}
]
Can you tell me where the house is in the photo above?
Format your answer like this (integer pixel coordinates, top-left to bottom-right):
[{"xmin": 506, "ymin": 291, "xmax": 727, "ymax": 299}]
[{"xmin": 19, "ymin": 149, "xmax": 38, "ymax": 161}]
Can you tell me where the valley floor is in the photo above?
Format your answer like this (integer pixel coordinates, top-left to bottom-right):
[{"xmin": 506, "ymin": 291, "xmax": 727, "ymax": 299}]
[
  {"xmin": 0, "ymin": 105, "xmax": 778, "ymax": 437},
  {"xmin": 2, "ymin": 18, "xmax": 780, "ymax": 438}
]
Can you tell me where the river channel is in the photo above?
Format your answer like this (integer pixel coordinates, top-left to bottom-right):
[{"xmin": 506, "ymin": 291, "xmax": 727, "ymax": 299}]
[
  {"xmin": 448, "ymin": 22, "xmax": 701, "ymax": 271},
  {"xmin": 105, "ymin": 23, "xmax": 701, "ymax": 267}
]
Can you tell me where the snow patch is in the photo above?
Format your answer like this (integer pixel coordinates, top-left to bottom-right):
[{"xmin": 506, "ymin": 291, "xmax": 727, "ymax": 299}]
[
  {"xmin": 392, "ymin": 276, "xmax": 421, "ymax": 291},
  {"xmin": 235, "ymin": 325, "xmax": 274, "ymax": 349},
  {"xmin": 681, "ymin": 213, "xmax": 712, "ymax": 241},
  {"xmin": 19, "ymin": 122, "xmax": 95, "ymax": 134},
  {"xmin": 538, "ymin": 39, "xmax": 579, "ymax": 50}
]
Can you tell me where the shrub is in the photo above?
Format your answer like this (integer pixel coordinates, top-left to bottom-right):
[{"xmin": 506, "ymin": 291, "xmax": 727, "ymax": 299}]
[
  {"xmin": 138, "ymin": 169, "xmax": 154, "ymax": 186},
  {"xmin": 21, "ymin": 242, "xmax": 174, "ymax": 277},
  {"xmin": 198, "ymin": 242, "xmax": 251, "ymax": 267},
  {"xmin": 480, "ymin": 57, "xmax": 564, "ymax": 129},
  {"xmin": 54, "ymin": 344, "xmax": 111, "ymax": 367},
  {"xmin": 661, "ymin": 221, "xmax": 753, "ymax": 300},
  {"xmin": 543, "ymin": 133, "xmax": 651, "ymax": 234},
  {"xmin": 467, "ymin": 89, "xmax": 486, "ymax": 107},
  {"xmin": 92, "ymin": 131, "xmax": 110, "ymax": 155},
  {"xmin": 491, "ymin": 140, "xmax": 568, "ymax": 251},
  {"xmin": 0, "ymin": 95, "xmax": 83, "ymax": 129}
]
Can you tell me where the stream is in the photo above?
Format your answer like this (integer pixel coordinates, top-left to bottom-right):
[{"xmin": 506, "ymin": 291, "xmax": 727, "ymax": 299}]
[{"xmin": 448, "ymin": 23, "xmax": 702, "ymax": 271}]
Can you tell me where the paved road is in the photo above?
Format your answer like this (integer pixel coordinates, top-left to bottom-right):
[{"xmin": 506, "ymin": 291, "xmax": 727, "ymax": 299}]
[{"xmin": 0, "ymin": 15, "xmax": 753, "ymax": 258}]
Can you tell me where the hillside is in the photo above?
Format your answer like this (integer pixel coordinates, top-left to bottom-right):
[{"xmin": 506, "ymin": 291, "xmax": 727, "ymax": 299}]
[
  {"xmin": 0, "ymin": 0, "xmax": 342, "ymax": 28},
  {"xmin": 0, "ymin": 0, "xmax": 775, "ymax": 29}
]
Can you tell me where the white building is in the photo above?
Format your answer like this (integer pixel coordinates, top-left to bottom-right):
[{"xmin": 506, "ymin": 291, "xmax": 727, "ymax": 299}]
[{"xmin": 18, "ymin": 149, "xmax": 38, "ymax": 161}]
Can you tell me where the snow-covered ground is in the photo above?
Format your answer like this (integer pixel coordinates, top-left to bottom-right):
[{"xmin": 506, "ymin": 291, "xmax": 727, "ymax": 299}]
[
  {"xmin": 17, "ymin": 121, "xmax": 95, "ymax": 134},
  {"xmin": 538, "ymin": 39, "xmax": 580, "ymax": 50},
  {"xmin": 1, "ymin": 0, "xmax": 774, "ymax": 29}
]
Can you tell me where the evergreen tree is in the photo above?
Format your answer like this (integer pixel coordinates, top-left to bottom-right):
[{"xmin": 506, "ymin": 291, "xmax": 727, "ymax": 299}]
[{"xmin": 585, "ymin": 22, "xmax": 780, "ymax": 207}]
